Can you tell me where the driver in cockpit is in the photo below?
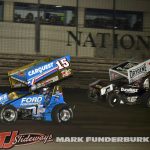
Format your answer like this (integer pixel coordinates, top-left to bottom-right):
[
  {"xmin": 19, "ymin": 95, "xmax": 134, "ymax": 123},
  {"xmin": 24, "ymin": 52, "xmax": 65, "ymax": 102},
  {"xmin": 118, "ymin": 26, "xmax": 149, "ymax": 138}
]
[{"xmin": 41, "ymin": 87, "xmax": 51, "ymax": 107}]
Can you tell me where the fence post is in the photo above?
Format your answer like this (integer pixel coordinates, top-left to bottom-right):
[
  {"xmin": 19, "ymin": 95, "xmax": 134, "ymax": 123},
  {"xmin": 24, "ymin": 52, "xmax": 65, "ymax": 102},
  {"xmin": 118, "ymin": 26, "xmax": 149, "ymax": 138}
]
[
  {"xmin": 75, "ymin": 0, "xmax": 79, "ymax": 57},
  {"xmin": 112, "ymin": 0, "xmax": 116, "ymax": 58},
  {"xmin": 35, "ymin": 0, "xmax": 40, "ymax": 53}
]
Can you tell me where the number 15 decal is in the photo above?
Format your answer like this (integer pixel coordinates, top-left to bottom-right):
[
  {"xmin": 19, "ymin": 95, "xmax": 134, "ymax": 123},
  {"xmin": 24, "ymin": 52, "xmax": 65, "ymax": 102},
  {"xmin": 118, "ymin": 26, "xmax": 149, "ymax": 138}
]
[{"xmin": 56, "ymin": 58, "xmax": 70, "ymax": 70}]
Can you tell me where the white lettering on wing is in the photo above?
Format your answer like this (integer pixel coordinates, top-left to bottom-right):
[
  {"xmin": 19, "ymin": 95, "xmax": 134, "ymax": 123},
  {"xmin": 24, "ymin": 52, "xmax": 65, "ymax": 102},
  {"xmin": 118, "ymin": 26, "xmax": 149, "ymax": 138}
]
[{"xmin": 28, "ymin": 63, "xmax": 53, "ymax": 77}]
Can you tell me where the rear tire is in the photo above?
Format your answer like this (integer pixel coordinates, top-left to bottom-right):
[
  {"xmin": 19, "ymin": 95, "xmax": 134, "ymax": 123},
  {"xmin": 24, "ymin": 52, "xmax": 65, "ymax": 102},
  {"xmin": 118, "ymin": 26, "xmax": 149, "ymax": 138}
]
[
  {"xmin": 52, "ymin": 104, "xmax": 73, "ymax": 123},
  {"xmin": 107, "ymin": 92, "xmax": 120, "ymax": 107},
  {"xmin": 146, "ymin": 96, "xmax": 150, "ymax": 108},
  {"xmin": 88, "ymin": 87, "xmax": 99, "ymax": 102},
  {"xmin": 142, "ymin": 91, "xmax": 150, "ymax": 108},
  {"xmin": 0, "ymin": 105, "xmax": 18, "ymax": 124}
]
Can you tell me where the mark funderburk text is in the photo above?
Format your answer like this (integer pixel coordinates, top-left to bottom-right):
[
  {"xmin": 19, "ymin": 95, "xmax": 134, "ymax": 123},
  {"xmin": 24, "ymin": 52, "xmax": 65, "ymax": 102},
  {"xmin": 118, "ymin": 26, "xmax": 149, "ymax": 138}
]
[{"xmin": 55, "ymin": 137, "xmax": 150, "ymax": 143}]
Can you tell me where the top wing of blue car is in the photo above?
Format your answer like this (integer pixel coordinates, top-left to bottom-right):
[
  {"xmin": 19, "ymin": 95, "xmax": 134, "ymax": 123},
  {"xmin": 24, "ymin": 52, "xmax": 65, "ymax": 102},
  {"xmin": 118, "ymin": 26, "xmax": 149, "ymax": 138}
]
[{"xmin": 8, "ymin": 55, "xmax": 72, "ymax": 89}]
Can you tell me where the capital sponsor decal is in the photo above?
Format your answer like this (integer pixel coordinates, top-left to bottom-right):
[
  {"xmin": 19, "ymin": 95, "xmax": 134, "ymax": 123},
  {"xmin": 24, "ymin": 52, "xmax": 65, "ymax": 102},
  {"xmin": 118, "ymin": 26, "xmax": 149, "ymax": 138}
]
[
  {"xmin": 121, "ymin": 88, "xmax": 138, "ymax": 93},
  {"xmin": 129, "ymin": 64, "xmax": 147, "ymax": 79},
  {"xmin": 28, "ymin": 62, "xmax": 54, "ymax": 77},
  {"xmin": 21, "ymin": 96, "xmax": 43, "ymax": 106},
  {"xmin": 0, "ymin": 131, "xmax": 53, "ymax": 149}
]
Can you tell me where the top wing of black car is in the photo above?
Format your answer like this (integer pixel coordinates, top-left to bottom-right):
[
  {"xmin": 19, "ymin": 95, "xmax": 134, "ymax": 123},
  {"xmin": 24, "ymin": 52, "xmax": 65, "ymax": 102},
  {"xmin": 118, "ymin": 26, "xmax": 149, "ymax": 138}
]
[{"xmin": 109, "ymin": 59, "xmax": 150, "ymax": 83}]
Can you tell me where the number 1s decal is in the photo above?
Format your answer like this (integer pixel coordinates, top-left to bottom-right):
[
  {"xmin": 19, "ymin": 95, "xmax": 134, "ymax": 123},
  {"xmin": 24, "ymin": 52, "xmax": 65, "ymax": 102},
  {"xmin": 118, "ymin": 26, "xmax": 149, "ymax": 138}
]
[{"xmin": 56, "ymin": 58, "xmax": 70, "ymax": 70}]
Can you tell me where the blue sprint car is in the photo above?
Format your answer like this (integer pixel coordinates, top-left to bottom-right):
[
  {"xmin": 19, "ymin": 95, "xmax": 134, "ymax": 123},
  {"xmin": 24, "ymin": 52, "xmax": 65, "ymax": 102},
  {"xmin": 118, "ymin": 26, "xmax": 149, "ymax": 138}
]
[{"xmin": 0, "ymin": 55, "xmax": 73, "ymax": 123}]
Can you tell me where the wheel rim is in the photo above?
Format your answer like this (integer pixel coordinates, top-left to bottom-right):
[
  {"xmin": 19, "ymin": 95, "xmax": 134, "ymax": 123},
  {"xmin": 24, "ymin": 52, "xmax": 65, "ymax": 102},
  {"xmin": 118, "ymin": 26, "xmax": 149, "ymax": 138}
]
[
  {"xmin": 59, "ymin": 109, "xmax": 71, "ymax": 122},
  {"xmin": 3, "ymin": 109, "xmax": 16, "ymax": 122}
]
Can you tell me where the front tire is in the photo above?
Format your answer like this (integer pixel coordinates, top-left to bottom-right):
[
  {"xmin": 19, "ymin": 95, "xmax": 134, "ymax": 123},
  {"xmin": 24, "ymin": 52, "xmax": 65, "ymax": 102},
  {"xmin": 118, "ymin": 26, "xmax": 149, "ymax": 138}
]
[
  {"xmin": 52, "ymin": 104, "xmax": 73, "ymax": 123},
  {"xmin": 107, "ymin": 92, "xmax": 120, "ymax": 107},
  {"xmin": 0, "ymin": 105, "xmax": 18, "ymax": 123}
]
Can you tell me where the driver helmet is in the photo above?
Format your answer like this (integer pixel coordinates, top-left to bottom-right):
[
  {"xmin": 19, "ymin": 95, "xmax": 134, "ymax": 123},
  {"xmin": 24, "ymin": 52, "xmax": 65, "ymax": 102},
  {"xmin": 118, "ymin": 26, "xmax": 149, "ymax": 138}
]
[
  {"xmin": 41, "ymin": 87, "xmax": 50, "ymax": 95},
  {"xmin": 8, "ymin": 92, "xmax": 18, "ymax": 100}
]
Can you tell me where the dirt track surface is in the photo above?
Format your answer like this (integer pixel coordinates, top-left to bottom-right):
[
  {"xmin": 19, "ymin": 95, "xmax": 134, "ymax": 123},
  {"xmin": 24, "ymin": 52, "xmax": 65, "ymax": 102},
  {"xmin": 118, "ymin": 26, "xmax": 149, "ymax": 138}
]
[{"xmin": 0, "ymin": 88, "xmax": 150, "ymax": 137}]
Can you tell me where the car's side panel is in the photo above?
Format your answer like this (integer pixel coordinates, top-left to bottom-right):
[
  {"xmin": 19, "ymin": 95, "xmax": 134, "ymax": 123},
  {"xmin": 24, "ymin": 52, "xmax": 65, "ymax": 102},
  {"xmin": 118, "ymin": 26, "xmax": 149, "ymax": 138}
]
[{"xmin": 5, "ymin": 94, "xmax": 45, "ymax": 109}]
